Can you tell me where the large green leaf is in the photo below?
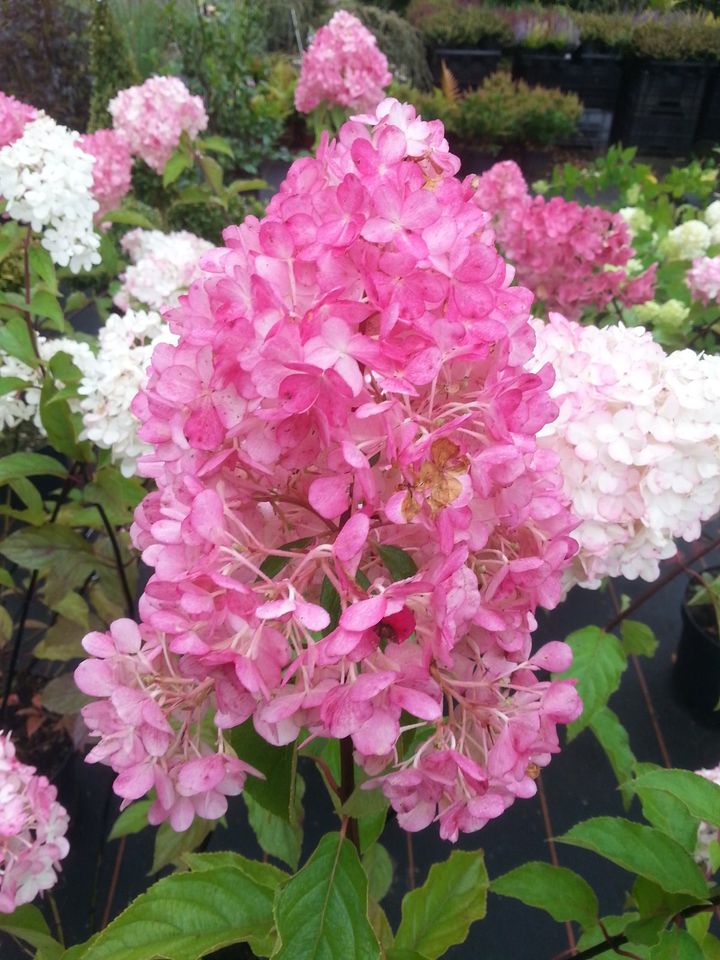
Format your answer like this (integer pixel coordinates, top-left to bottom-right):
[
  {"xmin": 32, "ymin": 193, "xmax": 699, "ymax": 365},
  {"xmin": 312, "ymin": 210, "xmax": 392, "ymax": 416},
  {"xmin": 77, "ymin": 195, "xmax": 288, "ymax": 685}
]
[
  {"xmin": 394, "ymin": 850, "xmax": 488, "ymax": 959},
  {"xmin": 108, "ymin": 802, "xmax": 151, "ymax": 841},
  {"xmin": 492, "ymin": 862, "xmax": 598, "ymax": 929},
  {"xmin": 0, "ymin": 452, "xmax": 66, "ymax": 485},
  {"xmin": 184, "ymin": 851, "xmax": 287, "ymax": 889},
  {"xmin": 557, "ymin": 626, "xmax": 627, "ymax": 740},
  {"xmin": 649, "ymin": 928, "xmax": 705, "ymax": 959},
  {"xmin": 0, "ymin": 904, "xmax": 63, "ymax": 960},
  {"xmin": 632, "ymin": 768, "xmax": 720, "ymax": 827},
  {"xmin": 77, "ymin": 866, "xmax": 275, "ymax": 960},
  {"xmin": 557, "ymin": 818, "xmax": 708, "ymax": 898},
  {"xmin": 0, "ymin": 525, "xmax": 94, "ymax": 572},
  {"xmin": 273, "ymin": 832, "xmax": 380, "ymax": 960},
  {"xmin": 633, "ymin": 766, "xmax": 706, "ymax": 854},
  {"xmin": 363, "ymin": 843, "xmax": 393, "ymax": 903},
  {"xmin": 0, "ymin": 314, "xmax": 40, "ymax": 367},
  {"xmin": 620, "ymin": 620, "xmax": 659, "ymax": 658},
  {"xmin": 244, "ymin": 791, "xmax": 302, "ymax": 871},
  {"xmin": 230, "ymin": 720, "xmax": 295, "ymax": 820},
  {"xmin": 39, "ymin": 378, "xmax": 83, "ymax": 459},
  {"xmin": 589, "ymin": 706, "xmax": 636, "ymax": 809}
]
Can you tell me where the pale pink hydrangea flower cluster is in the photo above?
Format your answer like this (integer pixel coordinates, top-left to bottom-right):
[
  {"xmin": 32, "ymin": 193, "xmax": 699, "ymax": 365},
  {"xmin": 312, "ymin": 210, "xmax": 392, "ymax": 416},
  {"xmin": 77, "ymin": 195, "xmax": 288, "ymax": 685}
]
[
  {"xmin": 78, "ymin": 129, "xmax": 133, "ymax": 223},
  {"xmin": 686, "ymin": 255, "xmax": 720, "ymax": 306},
  {"xmin": 109, "ymin": 76, "xmax": 208, "ymax": 175},
  {"xmin": 75, "ymin": 99, "xmax": 581, "ymax": 841},
  {"xmin": 295, "ymin": 10, "xmax": 392, "ymax": 114},
  {"xmin": 113, "ymin": 228, "xmax": 214, "ymax": 313},
  {"xmin": 0, "ymin": 733, "xmax": 69, "ymax": 913},
  {"xmin": 0, "ymin": 91, "xmax": 37, "ymax": 149},
  {"xmin": 531, "ymin": 313, "xmax": 720, "ymax": 588},
  {"xmin": 475, "ymin": 161, "xmax": 656, "ymax": 320}
]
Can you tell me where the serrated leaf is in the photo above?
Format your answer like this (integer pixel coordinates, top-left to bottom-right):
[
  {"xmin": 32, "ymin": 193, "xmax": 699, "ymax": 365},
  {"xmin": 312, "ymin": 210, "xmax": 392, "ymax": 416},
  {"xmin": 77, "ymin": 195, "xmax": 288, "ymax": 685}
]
[
  {"xmin": 632, "ymin": 768, "xmax": 720, "ymax": 827},
  {"xmin": 395, "ymin": 850, "xmax": 488, "ymax": 959},
  {"xmin": 557, "ymin": 818, "xmax": 708, "ymax": 898},
  {"xmin": 40, "ymin": 672, "xmax": 92, "ymax": 715},
  {"xmin": 79, "ymin": 866, "xmax": 276, "ymax": 960},
  {"xmin": 28, "ymin": 246, "xmax": 57, "ymax": 290},
  {"xmin": 109, "ymin": 801, "xmax": 152, "ymax": 840},
  {"xmin": 340, "ymin": 784, "xmax": 389, "ymax": 819},
  {"xmin": 650, "ymin": 928, "xmax": 705, "ymax": 959},
  {"xmin": 198, "ymin": 135, "xmax": 234, "ymax": 158},
  {"xmin": 0, "ymin": 904, "xmax": 63, "ymax": 960},
  {"xmin": 39, "ymin": 377, "xmax": 81, "ymax": 459},
  {"xmin": 0, "ymin": 315, "xmax": 40, "ymax": 367},
  {"xmin": 0, "ymin": 452, "xmax": 66, "ymax": 485},
  {"xmin": 632, "ymin": 763, "xmax": 710, "ymax": 854},
  {"xmin": 49, "ymin": 350, "xmax": 83, "ymax": 385},
  {"xmin": 378, "ymin": 544, "xmax": 417, "ymax": 581},
  {"xmin": 628, "ymin": 877, "xmax": 696, "ymax": 945},
  {"xmin": 30, "ymin": 291, "xmax": 63, "ymax": 326},
  {"xmin": 359, "ymin": 807, "xmax": 387, "ymax": 853},
  {"xmin": 230, "ymin": 720, "xmax": 294, "ymax": 820},
  {"xmin": 363, "ymin": 843, "xmax": 393, "ymax": 903},
  {"xmin": 0, "ymin": 524, "xmax": 94, "ymax": 572},
  {"xmin": 589, "ymin": 706, "xmax": 636, "ymax": 809},
  {"xmin": 492, "ymin": 862, "xmax": 598, "ymax": 930},
  {"xmin": 163, "ymin": 148, "xmax": 193, "ymax": 187},
  {"xmin": 273, "ymin": 832, "xmax": 380, "ymax": 960},
  {"xmin": 150, "ymin": 817, "xmax": 213, "ymax": 875},
  {"xmin": 556, "ymin": 626, "xmax": 627, "ymax": 740},
  {"xmin": 621, "ymin": 620, "xmax": 659, "ymax": 658},
  {"xmin": 244, "ymin": 791, "xmax": 302, "ymax": 871},
  {"xmin": 184, "ymin": 851, "xmax": 287, "ymax": 889}
]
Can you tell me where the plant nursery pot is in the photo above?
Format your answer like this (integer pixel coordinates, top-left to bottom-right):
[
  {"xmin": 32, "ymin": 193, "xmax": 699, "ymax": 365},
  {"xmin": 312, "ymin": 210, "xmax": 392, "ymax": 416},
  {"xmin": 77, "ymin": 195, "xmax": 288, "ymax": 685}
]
[
  {"xmin": 430, "ymin": 47, "xmax": 502, "ymax": 91},
  {"xmin": 696, "ymin": 67, "xmax": 720, "ymax": 146},
  {"xmin": 614, "ymin": 59, "xmax": 712, "ymax": 156},
  {"xmin": 516, "ymin": 50, "xmax": 622, "ymax": 110},
  {"xmin": 672, "ymin": 574, "xmax": 720, "ymax": 728}
]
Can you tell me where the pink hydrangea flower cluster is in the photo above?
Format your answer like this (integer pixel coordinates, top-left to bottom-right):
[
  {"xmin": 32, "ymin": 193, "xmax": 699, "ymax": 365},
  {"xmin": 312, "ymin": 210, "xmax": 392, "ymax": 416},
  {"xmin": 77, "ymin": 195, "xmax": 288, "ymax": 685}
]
[
  {"xmin": 109, "ymin": 76, "xmax": 208, "ymax": 175},
  {"xmin": 0, "ymin": 732, "xmax": 69, "ymax": 913},
  {"xmin": 531, "ymin": 313, "xmax": 720, "ymax": 588},
  {"xmin": 0, "ymin": 91, "xmax": 37, "ymax": 149},
  {"xmin": 686, "ymin": 255, "xmax": 720, "ymax": 306},
  {"xmin": 113, "ymin": 228, "xmax": 214, "ymax": 313},
  {"xmin": 76, "ymin": 99, "xmax": 581, "ymax": 841},
  {"xmin": 475, "ymin": 161, "xmax": 656, "ymax": 320},
  {"xmin": 295, "ymin": 10, "xmax": 392, "ymax": 114},
  {"xmin": 78, "ymin": 129, "xmax": 133, "ymax": 223}
]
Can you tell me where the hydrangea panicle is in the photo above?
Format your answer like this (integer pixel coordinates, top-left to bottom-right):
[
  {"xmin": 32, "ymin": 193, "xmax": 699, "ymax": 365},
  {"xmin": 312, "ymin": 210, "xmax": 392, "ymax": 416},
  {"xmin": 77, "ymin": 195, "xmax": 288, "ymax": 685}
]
[
  {"xmin": 0, "ymin": 732, "xmax": 69, "ymax": 913},
  {"xmin": 78, "ymin": 129, "xmax": 133, "ymax": 223},
  {"xmin": 76, "ymin": 98, "xmax": 581, "ymax": 840},
  {"xmin": 686, "ymin": 256, "xmax": 720, "ymax": 306},
  {"xmin": 0, "ymin": 91, "xmax": 37, "ymax": 149},
  {"xmin": 109, "ymin": 76, "xmax": 208, "ymax": 175},
  {"xmin": 295, "ymin": 10, "xmax": 392, "ymax": 114}
]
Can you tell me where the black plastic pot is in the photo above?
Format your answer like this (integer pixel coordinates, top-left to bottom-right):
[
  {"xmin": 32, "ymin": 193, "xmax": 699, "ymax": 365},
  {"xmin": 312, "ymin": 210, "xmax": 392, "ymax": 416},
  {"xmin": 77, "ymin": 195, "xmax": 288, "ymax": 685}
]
[
  {"xmin": 673, "ymin": 574, "xmax": 720, "ymax": 728},
  {"xmin": 696, "ymin": 67, "xmax": 720, "ymax": 146},
  {"xmin": 430, "ymin": 47, "xmax": 502, "ymax": 91},
  {"xmin": 615, "ymin": 59, "xmax": 713, "ymax": 156}
]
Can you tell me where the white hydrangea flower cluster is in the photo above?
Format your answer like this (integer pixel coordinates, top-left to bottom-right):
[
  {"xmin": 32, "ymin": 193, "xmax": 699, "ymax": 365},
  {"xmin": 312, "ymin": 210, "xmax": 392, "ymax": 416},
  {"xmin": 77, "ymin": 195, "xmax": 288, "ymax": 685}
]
[
  {"xmin": 0, "ymin": 337, "xmax": 94, "ymax": 432},
  {"xmin": 113, "ymin": 228, "xmax": 213, "ymax": 313},
  {"xmin": 0, "ymin": 116, "xmax": 101, "ymax": 273},
  {"xmin": 79, "ymin": 309, "xmax": 177, "ymax": 476},
  {"xmin": 661, "ymin": 219, "xmax": 712, "ymax": 261},
  {"xmin": 618, "ymin": 206, "xmax": 652, "ymax": 239},
  {"xmin": 694, "ymin": 762, "xmax": 720, "ymax": 874},
  {"xmin": 530, "ymin": 313, "xmax": 720, "ymax": 589},
  {"xmin": 633, "ymin": 298, "xmax": 690, "ymax": 332}
]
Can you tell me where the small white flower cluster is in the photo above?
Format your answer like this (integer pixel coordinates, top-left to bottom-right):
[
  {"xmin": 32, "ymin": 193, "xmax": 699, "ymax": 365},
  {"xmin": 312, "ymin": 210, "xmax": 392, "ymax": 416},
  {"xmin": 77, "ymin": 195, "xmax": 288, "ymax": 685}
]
[
  {"xmin": 114, "ymin": 228, "xmax": 213, "ymax": 313},
  {"xmin": 660, "ymin": 200, "xmax": 720, "ymax": 262},
  {"xmin": 0, "ymin": 116, "xmax": 101, "ymax": 273},
  {"xmin": 0, "ymin": 337, "xmax": 94, "ymax": 433},
  {"xmin": 694, "ymin": 762, "xmax": 720, "ymax": 874},
  {"xmin": 618, "ymin": 206, "xmax": 652, "ymax": 240},
  {"xmin": 79, "ymin": 309, "xmax": 177, "ymax": 476},
  {"xmin": 531, "ymin": 313, "xmax": 720, "ymax": 589}
]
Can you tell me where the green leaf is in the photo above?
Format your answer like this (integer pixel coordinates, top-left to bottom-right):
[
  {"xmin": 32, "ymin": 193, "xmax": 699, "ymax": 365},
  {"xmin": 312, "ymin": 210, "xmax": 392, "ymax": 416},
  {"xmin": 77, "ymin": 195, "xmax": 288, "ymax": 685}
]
[
  {"xmin": 0, "ymin": 605, "xmax": 12, "ymax": 646},
  {"xmin": 386, "ymin": 952, "xmax": 431, "ymax": 960},
  {"xmin": 589, "ymin": 706, "xmax": 636, "ymax": 809},
  {"xmin": 649, "ymin": 928, "xmax": 705, "ymax": 959},
  {"xmin": 183, "ymin": 851, "xmax": 287, "ymax": 889},
  {"xmin": 340, "ymin": 785, "xmax": 389, "ymax": 819},
  {"xmin": 632, "ymin": 768, "xmax": 720, "ymax": 827},
  {"xmin": 621, "ymin": 620, "xmax": 659, "ymax": 658},
  {"xmin": 319, "ymin": 575, "xmax": 341, "ymax": 633},
  {"xmin": 632, "ymin": 764, "xmax": 700, "ymax": 853},
  {"xmin": 200, "ymin": 156, "xmax": 224, "ymax": 195},
  {"xmin": 39, "ymin": 378, "xmax": 82, "ymax": 459},
  {"xmin": 0, "ymin": 375, "xmax": 31, "ymax": 396},
  {"xmin": 49, "ymin": 350, "xmax": 84, "ymax": 385},
  {"xmin": 80, "ymin": 866, "xmax": 276, "ymax": 960},
  {"xmin": 163, "ymin": 148, "xmax": 193, "ymax": 187},
  {"xmin": 108, "ymin": 801, "xmax": 152, "ymax": 840},
  {"xmin": 0, "ymin": 314, "xmax": 40, "ymax": 367},
  {"xmin": 227, "ymin": 177, "xmax": 267, "ymax": 194},
  {"xmin": 33, "ymin": 616, "xmax": 87, "ymax": 660},
  {"xmin": 29, "ymin": 291, "xmax": 63, "ymax": 327},
  {"xmin": 627, "ymin": 877, "xmax": 697, "ymax": 945},
  {"xmin": 0, "ymin": 525, "xmax": 94, "ymax": 572},
  {"xmin": 64, "ymin": 291, "xmax": 89, "ymax": 314},
  {"xmin": 557, "ymin": 818, "xmax": 708, "ymax": 898},
  {"xmin": 556, "ymin": 626, "xmax": 627, "ymax": 740},
  {"xmin": 150, "ymin": 817, "xmax": 214, "ymax": 875},
  {"xmin": 197, "ymin": 135, "xmax": 234, "ymax": 158},
  {"xmin": 102, "ymin": 208, "xmax": 155, "ymax": 229},
  {"xmin": 28, "ymin": 246, "xmax": 57, "ymax": 290},
  {"xmin": 51, "ymin": 591, "xmax": 89, "ymax": 628},
  {"xmin": 273, "ymin": 832, "xmax": 380, "ymax": 960},
  {"xmin": 363, "ymin": 843, "xmax": 393, "ymax": 903},
  {"xmin": 378, "ymin": 544, "xmax": 417, "ymax": 581},
  {"xmin": 0, "ymin": 452, "xmax": 66, "ymax": 486},
  {"xmin": 492, "ymin": 862, "xmax": 598, "ymax": 930},
  {"xmin": 244, "ymin": 791, "xmax": 303, "ymax": 871},
  {"xmin": 172, "ymin": 185, "xmax": 210, "ymax": 207},
  {"xmin": 394, "ymin": 850, "xmax": 488, "ymax": 959},
  {"xmin": 230, "ymin": 720, "xmax": 294, "ymax": 820},
  {"xmin": 0, "ymin": 904, "xmax": 63, "ymax": 960},
  {"xmin": 258, "ymin": 538, "xmax": 313, "ymax": 580},
  {"xmin": 40, "ymin": 672, "xmax": 92, "ymax": 714},
  {"xmin": 359, "ymin": 808, "xmax": 387, "ymax": 853}
]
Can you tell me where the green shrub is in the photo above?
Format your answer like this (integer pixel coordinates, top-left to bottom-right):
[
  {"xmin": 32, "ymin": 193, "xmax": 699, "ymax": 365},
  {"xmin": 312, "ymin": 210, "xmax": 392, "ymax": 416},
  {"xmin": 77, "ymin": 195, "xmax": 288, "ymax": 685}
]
[
  {"xmin": 575, "ymin": 12, "xmax": 634, "ymax": 51},
  {"xmin": 407, "ymin": 0, "xmax": 513, "ymax": 48},
  {"xmin": 341, "ymin": 1, "xmax": 434, "ymax": 89},
  {"xmin": 88, "ymin": 0, "xmax": 141, "ymax": 131},
  {"xmin": 630, "ymin": 13, "xmax": 720, "ymax": 61}
]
